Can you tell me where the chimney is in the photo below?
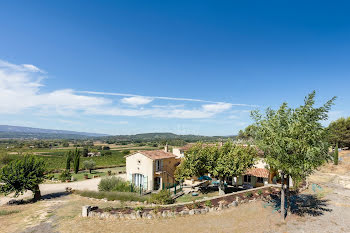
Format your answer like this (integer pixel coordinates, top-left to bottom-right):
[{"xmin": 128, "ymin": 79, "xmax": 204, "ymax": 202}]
[{"xmin": 164, "ymin": 143, "xmax": 168, "ymax": 152}]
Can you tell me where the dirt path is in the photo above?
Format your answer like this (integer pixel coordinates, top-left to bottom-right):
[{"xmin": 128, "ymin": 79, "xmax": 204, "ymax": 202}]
[{"xmin": 0, "ymin": 174, "xmax": 126, "ymax": 206}]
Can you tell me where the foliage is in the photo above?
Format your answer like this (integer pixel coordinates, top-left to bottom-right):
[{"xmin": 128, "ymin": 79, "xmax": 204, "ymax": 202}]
[
  {"xmin": 175, "ymin": 141, "xmax": 257, "ymax": 194},
  {"xmin": 0, "ymin": 153, "xmax": 15, "ymax": 167},
  {"xmin": 257, "ymin": 189, "xmax": 263, "ymax": 196},
  {"xmin": 59, "ymin": 170, "xmax": 72, "ymax": 182},
  {"xmin": 82, "ymin": 147, "xmax": 89, "ymax": 157},
  {"xmin": 251, "ymin": 91, "xmax": 335, "ymax": 183},
  {"xmin": 65, "ymin": 151, "xmax": 72, "ymax": 171},
  {"xmin": 205, "ymin": 200, "xmax": 212, "ymax": 207},
  {"xmin": 149, "ymin": 190, "xmax": 174, "ymax": 204},
  {"xmin": 98, "ymin": 176, "xmax": 134, "ymax": 192},
  {"xmin": 327, "ymin": 117, "xmax": 350, "ymax": 148},
  {"xmin": 75, "ymin": 190, "xmax": 148, "ymax": 202},
  {"xmin": 0, "ymin": 155, "xmax": 45, "ymax": 200},
  {"xmin": 237, "ymin": 124, "xmax": 258, "ymax": 142},
  {"xmin": 122, "ymin": 150, "xmax": 130, "ymax": 156},
  {"xmin": 333, "ymin": 143, "xmax": 339, "ymax": 165},
  {"xmin": 83, "ymin": 159, "xmax": 96, "ymax": 173},
  {"xmin": 72, "ymin": 148, "xmax": 81, "ymax": 174},
  {"xmin": 134, "ymin": 206, "xmax": 144, "ymax": 211},
  {"xmin": 244, "ymin": 192, "xmax": 253, "ymax": 198}
]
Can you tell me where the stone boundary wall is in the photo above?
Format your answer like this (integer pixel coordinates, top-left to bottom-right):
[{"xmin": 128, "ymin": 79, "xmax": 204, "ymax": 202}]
[{"xmin": 82, "ymin": 185, "xmax": 281, "ymax": 220}]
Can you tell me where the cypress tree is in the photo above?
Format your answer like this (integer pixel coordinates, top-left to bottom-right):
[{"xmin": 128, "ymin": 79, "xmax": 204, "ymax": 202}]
[{"xmin": 334, "ymin": 143, "xmax": 339, "ymax": 165}]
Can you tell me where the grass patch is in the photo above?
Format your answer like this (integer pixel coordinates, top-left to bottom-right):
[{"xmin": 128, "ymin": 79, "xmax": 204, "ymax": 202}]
[
  {"xmin": 75, "ymin": 190, "xmax": 148, "ymax": 202},
  {"xmin": 0, "ymin": 209, "xmax": 20, "ymax": 216},
  {"xmin": 175, "ymin": 191, "xmax": 218, "ymax": 203},
  {"xmin": 50, "ymin": 167, "xmax": 125, "ymax": 182}
]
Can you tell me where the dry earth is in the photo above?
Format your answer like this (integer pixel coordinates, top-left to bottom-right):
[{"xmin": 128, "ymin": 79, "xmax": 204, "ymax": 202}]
[{"xmin": 1, "ymin": 151, "xmax": 350, "ymax": 233}]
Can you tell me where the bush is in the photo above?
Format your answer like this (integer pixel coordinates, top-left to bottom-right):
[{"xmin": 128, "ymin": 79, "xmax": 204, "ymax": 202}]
[
  {"xmin": 149, "ymin": 190, "xmax": 174, "ymax": 204},
  {"xmin": 102, "ymin": 151, "xmax": 112, "ymax": 156},
  {"xmin": 244, "ymin": 192, "xmax": 253, "ymax": 198},
  {"xmin": 205, "ymin": 200, "xmax": 212, "ymax": 207},
  {"xmin": 102, "ymin": 146, "xmax": 110, "ymax": 150},
  {"xmin": 334, "ymin": 143, "xmax": 339, "ymax": 165},
  {"xmin": 122, "ymin": 150, "xmax": 130, "ymax": 156},
  {"xmin": 98, "ymin": 177, "xmax": 134, "ymax": 192},
  {"xmin": 257, "ymin": 190, "xmax": 263, "ymax": 196},
  {"xmin": 0, "ymin": 154, "xmax": 15, "ymax": 166},
  {"xmin": 59, "ymin": 170, "xmax": 71, "ymax": 182},
  {"xmin": 134, "ymin": 206, "xmax": 144, "ymax": 211},
  {"xmin": 75, "ymin": 190, "xmax": 147, "ymax": 202}
]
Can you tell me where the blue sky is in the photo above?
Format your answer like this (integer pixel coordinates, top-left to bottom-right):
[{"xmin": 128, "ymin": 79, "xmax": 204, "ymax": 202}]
[{"xmin": 0, "ymin": 1, "xmax": 349, "ymax": 136}]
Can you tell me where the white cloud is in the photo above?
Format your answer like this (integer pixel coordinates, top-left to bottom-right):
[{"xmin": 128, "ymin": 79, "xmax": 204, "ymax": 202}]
[
  {"xmin": 202, "ymin": 103, "xmax": 232, "ymax": 113},
  {"xmin": 121, "ymin": 96, "xmax": 153, "ymax": 106},
  {"xmin": 0, "ymin": 60, "xmax": 256, "ymax": 120}
]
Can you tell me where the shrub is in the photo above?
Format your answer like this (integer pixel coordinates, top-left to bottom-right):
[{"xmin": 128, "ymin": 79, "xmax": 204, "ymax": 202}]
[
  {"xmin": 122, "ymin": 150, "xmax": 130, "ymax": 156},
  {"xmin": 102, "ymin": 151, "xmax": 112, "ymax": 156},
  {"xmin": 0, "ymin": 154, "xmax": 15, "ymax": 166},
  {"xmin": 204, "ymin": 200, "xmax": 212, "ymax": 207},
  {"xmin": 102, "ymin": 146, "xmax": 110, "ymax": 150},
  {"xmin": 59, "ymin": 170, "xmax": 71, "ymax": 182},
  {"xmin": 257, "ymin": 190, "xmax": 263, "ymax": 196},
  {"xmin": 149, "ymin": 190, "xmax": 174, "ymax": 204},
  {"xmin": 134, "ymin": 206, "xmax": 144, "ymax": 211},
  {"xmin": 244, "ymin": 192, "xmax": 253, "ymax": 198},
  {"xmin": 75, "ymin": 190, "xmax": 147, "ymax": 202},
  {"xmin": 98, "ymin": 177, "xmax": 134, "ymax": 192},
  {"xmin": 83, "ymin": 159, "xmax": 96, "ymax": 173},
  {"xmin": 45, "ymin": 174, "xmax": 55, "ymax": 180}
]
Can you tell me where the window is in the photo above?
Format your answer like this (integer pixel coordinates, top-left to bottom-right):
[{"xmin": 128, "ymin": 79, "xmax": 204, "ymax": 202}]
[
  {"xmin": 244, "ymin": 175, "xmax": 251, "ymax": 183},
  {"xmin": 137, "ymin": 160, "xmax": 141, "ymax": 165},
  {"xmin": 257, "ymin": 177, "xmax": 264, "ymax": 183},
  {"xmin": 155, "ymin": 160, "xmax": 163, "ymax": 171}
]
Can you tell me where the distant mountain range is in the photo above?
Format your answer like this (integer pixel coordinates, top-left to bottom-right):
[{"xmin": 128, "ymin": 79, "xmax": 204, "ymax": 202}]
[
  {"xmin": 0, "ymin": 125, "xmax": 108, "ymax": 139},
  {"xmin": 0, "ymin": 125, "xmax": 234, "ymax": 141}
]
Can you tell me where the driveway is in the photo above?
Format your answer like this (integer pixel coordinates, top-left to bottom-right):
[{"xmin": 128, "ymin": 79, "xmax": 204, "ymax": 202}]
[{"xmin": 0, "ymin": 174, "xmax": 126, "ymax": 206}]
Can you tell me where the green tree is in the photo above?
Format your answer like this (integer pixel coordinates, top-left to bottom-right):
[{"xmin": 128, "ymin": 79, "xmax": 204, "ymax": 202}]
[
  {"xmin": 0, "ymin": 155, "xmax": 46, "ymax": 201},
  {"xmin": 72, "ymin": 148, "xmax": 81, "ymax": 174},
  {"xmin": 237, "ymin": 124, "xmax": 257, "ymax": 142},
  {"xmin": 83, "ymin": 159, "xmax": 96, "ymax": 173},
  {"xmin": 65, "ymin": 150, "xmax": 72, "ymax": 171},
  {"xmin": 328, "ymin": 117, "xmax": 350, "ymax": 148},
  {"xmin": 175, "ymin": 141, "xmax": 257, "ymax": 195},
  {"xmin": 82, "ymin": 147, "xmax": 89, "ymax": 157},
  {"xmin": 213, "ymin": 142, "xmax": 256, "ymax": 195},
  {"xmin": 251, "ymin": 91, "xmax": 335, "ymax": 220},
  {"xmin": 334, "ymin": 143, "xmax": 339, "ymax": 165}
]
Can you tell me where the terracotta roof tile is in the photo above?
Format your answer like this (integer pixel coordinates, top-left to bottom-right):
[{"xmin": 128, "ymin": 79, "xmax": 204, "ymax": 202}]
[
  {"xmin": 138, "ymin": 150, "xmax": 176, "ymax": 160},
  {"xmin": 246, "ymin": 168, "xmax": 269, "ymax": 178}
]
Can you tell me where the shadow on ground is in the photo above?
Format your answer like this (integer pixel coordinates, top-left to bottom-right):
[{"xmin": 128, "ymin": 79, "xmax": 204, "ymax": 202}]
[
  {"xmin": 267, "ymin": 193, "xmax": 332, "ymax": 217},
  {"xmin": 6, "ymin": 192, "xmax": 71, "ymax": 205}
]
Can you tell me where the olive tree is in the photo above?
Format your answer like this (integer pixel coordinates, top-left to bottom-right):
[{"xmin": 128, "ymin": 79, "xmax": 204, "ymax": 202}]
[
  {"xmin": 251, "ymin": 91, "xmax": 335, "ymax": 220},
  {"xmin": 83, "ymin": 159, "xmax": 96, "ymax": 173},
  {"xmin": 0, "ymin": 155, "xmax": 46, "ymax": 201}
]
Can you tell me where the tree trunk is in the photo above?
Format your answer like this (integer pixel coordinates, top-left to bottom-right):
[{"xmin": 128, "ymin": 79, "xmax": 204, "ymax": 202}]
[
  {"xmin": 33, "ymin": 185, "xmax": 41, "ymax": 202},
  {"xmin": 89, "ymin": 169, "xmax": 92, "ymax": 174},
  {"xmin": 286, "ymin": 174, "xmax": 290, "ymax": 216},
  {"xmin": 281, "ymin": 172, "xmax": 285, "ymax": 220},
  {"xmin": 218, "ymin": 177, "xmax": 226, "ymax": 195}
]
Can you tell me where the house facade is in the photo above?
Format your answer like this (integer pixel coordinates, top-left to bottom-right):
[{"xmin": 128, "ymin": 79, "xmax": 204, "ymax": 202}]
[{"xmin": 126, "ymin": 148, "xmax": 180, "ymax": 191}]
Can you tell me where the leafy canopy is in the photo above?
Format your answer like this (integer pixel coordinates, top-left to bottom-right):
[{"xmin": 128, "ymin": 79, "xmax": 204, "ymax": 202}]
[
  {"xmin": 251, "ymin": 91, "xmax": 335, "ymax": 183},
  {"xmin": 0, "ymin": 155, "xmax": 46, "ymax": 196},
  {"xmin": 175, "ymin": 141, "xmax": 257, "ymax": 181},
  {"xmin": 327, "ymin": 116, "xmax": 350, "ymax": 147}
]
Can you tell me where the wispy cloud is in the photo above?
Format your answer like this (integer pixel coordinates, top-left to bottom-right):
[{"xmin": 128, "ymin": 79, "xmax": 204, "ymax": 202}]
[
  {"xmin": 121, "ymin": 96, "xmax": 153, "ymax": 106},
  {"xmin": 78, "ymin": 90, "xmax": 258, "ymax": 107},
  {"xmin": 0, "ymin": 60, "xmax": 257, "ymax": 120}
]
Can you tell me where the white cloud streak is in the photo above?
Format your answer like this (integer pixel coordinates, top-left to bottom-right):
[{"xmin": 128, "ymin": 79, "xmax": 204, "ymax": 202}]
[{"xmin": 0, "ymin": 60, "xmax": 257, "ymax": 120}]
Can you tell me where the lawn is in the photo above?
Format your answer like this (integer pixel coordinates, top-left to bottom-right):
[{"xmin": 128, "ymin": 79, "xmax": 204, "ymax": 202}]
[
  {"xmin": 175, "ymin": 191, "xmax": 219, "ymax": 203},
  {"xmin": 51, "ymin": 167, "xmax": 125, "ymax": 181}
]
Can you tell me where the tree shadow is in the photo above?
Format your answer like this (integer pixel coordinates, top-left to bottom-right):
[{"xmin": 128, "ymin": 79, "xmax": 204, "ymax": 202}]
[
  {"xmin": 6, "ymin": 192, "xmax": 71, "ymax": 205},
  {"xmin": 267, "ymin": 193, "xmax": 332, "ymax": 217}
]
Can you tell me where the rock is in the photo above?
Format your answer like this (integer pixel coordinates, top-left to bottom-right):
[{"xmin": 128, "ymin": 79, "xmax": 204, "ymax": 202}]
[
  {"xmin": 136, "ymin": 210, "xmax": 142, "ymax": 219},
  {"xmin": 205, "ymin": 207, "xmax": 210, "ymax": 212},
  {"xmin": 230, "ymin": 201, "xmax": 238, "ymax": 207},
  {"xmin": 147, "ymin": 214, "xmax": 153, "ymax": 219},
  {"xmin": 209, "ymin": 207, "xmax": 215, "ymax": 212},
  {"xmin": 129, "ymin": 213, "xmax": 137, "ymax": 219},
  {"xmin": 167, "ymin": 211, "xmax": 174, "ymax": 217},
  {"xmin": 82, "ymin": 205, "xmax": 91, "ymax": 217},
  {"xmin": 218, "ymin": 203, "xmax": 223, "ymax": 210},
  {"xmin": 142, "ymin": 212, "xmax": 148, "ymax": 218},
  {"xmin": 201, "ymin": 209, "xmax": 207, "ymax": 214},
  {"xmin": 162, "ymin": 211, "xmax": 168, "ymax": 218},
  {"xmin": 189, "ymin": 209, "xmax": 195, "ymax": 215},
  {"xmin": 194, "ymin": 209, "xmax": 201, "ymax": 215},
  {"xmin": 144, "ymin": 201, "xmax": 148, "ymax": 205}
]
